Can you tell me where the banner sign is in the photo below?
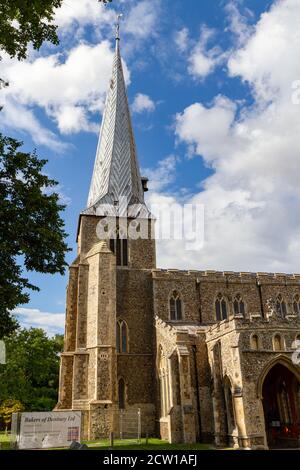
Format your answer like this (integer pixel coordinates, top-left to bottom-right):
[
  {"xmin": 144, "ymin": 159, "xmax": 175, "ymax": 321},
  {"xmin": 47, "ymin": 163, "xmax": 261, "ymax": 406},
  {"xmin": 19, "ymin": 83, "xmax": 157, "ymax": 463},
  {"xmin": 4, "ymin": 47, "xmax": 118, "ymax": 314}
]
[{"xmin": 17, "ymin": 411, "xmax": 82, "ymax": 449}]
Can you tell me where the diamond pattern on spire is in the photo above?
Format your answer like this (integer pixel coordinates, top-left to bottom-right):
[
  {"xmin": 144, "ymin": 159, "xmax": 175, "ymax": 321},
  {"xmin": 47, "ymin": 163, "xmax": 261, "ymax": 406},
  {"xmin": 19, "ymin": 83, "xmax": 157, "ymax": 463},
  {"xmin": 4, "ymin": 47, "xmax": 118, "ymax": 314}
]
[{"xmin": 84, "ymin": 40, "xmax": 151, "ymax": 218}]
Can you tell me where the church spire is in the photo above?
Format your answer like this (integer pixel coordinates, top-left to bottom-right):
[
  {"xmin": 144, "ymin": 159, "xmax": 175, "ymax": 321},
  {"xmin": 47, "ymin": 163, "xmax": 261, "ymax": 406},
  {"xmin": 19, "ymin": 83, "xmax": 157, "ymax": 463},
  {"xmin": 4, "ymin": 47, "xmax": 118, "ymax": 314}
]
[{"xmin": 84, "ymin": 15, "xmax": 150, "ymax": 218}]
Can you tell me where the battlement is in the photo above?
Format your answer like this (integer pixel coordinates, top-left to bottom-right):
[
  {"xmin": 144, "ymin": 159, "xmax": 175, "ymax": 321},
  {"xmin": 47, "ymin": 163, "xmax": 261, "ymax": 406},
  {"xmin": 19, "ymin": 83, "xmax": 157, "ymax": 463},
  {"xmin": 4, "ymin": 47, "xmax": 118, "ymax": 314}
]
[{"xmin": 152, "ymin": 268, "xmax": 300, "ymax": 284}]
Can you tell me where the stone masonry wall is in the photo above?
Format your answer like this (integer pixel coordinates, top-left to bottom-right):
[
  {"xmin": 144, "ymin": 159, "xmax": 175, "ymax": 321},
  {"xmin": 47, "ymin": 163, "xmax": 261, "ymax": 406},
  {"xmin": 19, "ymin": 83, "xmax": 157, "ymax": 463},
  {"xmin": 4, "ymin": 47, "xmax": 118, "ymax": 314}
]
[
  {"xmin": 59, "ymin": 211, "xmax": 300, "ymax": 447},
  {"xmin": 116, "ymin": 268, "xmax": 156, "ymax": 433}
]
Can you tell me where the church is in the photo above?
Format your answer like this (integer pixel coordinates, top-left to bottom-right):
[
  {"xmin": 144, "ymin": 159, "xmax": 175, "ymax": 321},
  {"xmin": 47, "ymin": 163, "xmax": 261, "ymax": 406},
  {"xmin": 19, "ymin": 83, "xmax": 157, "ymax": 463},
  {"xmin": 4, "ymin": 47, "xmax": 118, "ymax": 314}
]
[{"xmin": 56, "ymin": 27, "xmax": 300, "ymax": 449}]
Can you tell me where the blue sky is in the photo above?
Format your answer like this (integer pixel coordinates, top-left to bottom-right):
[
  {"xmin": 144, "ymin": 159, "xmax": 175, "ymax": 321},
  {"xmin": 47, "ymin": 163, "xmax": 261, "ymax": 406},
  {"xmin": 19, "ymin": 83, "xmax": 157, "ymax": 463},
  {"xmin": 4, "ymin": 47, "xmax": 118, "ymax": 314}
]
[{"xmin": 1, "ymin": 0, "xmax": 300, "ymax": 335}]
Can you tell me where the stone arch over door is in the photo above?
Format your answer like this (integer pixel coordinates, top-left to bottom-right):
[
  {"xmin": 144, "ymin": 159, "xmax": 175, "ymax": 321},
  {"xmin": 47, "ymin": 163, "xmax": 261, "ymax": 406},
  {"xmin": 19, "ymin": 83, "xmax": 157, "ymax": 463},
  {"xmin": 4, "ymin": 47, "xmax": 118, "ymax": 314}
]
[
  {"xmin": 257, "ymin": 355, "xmax": 300, "ymax": 448},
  {"xmin": 257, "ymin": 355, "xmax": 300, "ymax": 399}
]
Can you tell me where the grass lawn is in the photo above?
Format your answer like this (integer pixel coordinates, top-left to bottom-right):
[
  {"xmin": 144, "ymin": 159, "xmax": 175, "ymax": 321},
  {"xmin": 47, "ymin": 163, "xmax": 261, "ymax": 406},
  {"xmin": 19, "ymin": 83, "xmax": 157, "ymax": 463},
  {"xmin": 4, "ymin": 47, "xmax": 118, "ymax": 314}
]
[
  {"xmin": 0, "ymin": 431, "xmax": 11, "ymax": 450},
  {"xmin": 0, "ymin": 432, "xmax": 214, "ymax": 450},
  {"xmin": 83, "ymin": 438, "xmax": 214, "ymax": 450}
]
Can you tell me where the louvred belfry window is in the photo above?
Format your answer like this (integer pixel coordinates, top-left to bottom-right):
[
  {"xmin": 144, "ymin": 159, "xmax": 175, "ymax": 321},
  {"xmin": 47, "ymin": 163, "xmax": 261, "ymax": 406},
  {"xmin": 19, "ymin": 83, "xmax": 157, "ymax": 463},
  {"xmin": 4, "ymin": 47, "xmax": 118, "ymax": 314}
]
[
  {"xmin": 116, "ymin": 320, "xmax": 128, "ymax": 353},
  {"xmin": 110, "ymin": 232, "xmax": 128, "ymax": 266}
]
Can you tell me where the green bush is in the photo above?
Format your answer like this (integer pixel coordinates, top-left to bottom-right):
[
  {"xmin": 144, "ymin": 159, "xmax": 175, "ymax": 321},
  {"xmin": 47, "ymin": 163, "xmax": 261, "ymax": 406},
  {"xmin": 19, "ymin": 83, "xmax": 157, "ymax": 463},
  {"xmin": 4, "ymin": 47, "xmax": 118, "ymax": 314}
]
[{"xmin": 0, "ymin": 399, "xmax": 24, "ymax": 430}]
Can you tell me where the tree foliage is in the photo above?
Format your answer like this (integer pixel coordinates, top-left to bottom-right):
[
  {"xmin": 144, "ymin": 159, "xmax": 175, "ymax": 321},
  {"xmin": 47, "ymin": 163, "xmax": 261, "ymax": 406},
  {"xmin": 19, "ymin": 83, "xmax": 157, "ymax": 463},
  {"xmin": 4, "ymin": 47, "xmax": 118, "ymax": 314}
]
[
  {"xmin": 0, "ymin": 134, "xmax": 69, "ymax": 338},
  {"xmin": 0, "ymin": 328, "xmax": 64, "ymax": 416},
  {"xmin": 0, "ymin": 0, "xmax": 113, "ymax": 62},
  {"xmin": 0, "ymin": 399, "xmax": 24, "ymax": 430},
  {"xmin": 0, "ymin": 0, "xmax": 63, "ymax": 60}
]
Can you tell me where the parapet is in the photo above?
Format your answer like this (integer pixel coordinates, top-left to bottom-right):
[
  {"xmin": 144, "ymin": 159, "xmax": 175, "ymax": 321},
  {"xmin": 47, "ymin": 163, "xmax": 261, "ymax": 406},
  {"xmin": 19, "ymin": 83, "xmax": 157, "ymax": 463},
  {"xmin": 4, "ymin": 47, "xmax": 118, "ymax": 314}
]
[{"xmin": 152, "ymin": 268, "xmax": 300, "ymax": 285}]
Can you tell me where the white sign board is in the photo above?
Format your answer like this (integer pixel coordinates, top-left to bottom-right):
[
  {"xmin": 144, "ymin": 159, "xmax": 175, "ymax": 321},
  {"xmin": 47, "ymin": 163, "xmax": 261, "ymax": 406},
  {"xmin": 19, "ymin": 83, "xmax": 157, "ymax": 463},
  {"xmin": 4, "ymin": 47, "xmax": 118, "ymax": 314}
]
[{"xmin": 18, "ymin": 411, "xmax": 82, "ymax": 449}]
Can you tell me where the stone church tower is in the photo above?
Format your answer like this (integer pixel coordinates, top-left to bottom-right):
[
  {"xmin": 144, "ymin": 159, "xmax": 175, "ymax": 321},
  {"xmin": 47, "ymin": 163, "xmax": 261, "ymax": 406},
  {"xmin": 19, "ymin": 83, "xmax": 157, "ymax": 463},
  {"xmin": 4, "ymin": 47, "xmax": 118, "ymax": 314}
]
[
  {"xmin": 56, "ymin": 27, "xmax": 157, "ymax": 439},
  {"xmin": 57, "ymin": 24, "xmax": 300, "ymax": 449}
]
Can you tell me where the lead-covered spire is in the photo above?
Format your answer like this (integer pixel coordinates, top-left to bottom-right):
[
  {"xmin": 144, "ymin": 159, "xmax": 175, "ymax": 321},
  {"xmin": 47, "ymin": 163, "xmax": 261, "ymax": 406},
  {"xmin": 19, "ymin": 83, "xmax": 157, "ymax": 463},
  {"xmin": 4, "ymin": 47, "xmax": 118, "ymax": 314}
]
[{"xmin": 84, "ymin": 17, "xmax": 150, "ymax": 218}]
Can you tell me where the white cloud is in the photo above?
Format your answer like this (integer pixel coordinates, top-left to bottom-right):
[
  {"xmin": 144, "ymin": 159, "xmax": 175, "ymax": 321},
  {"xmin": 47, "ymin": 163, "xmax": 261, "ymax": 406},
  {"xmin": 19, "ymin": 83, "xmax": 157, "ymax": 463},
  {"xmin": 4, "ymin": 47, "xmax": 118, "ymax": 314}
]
[
  {"xmin": 55, "ymin": 0, "xmax": 115, "ymax": 31},
  {"xmin": 175, "ymin": 96, "xmax": 237, "ymax": 162},
  {"xmin": 188, "ymin": 53, "xmax": 215, "ymax": 79},
  {"xmin": 174, "ymin": 27, "xmax": 189, "ymax": 53},
  {"xmin": 124, "ymin": 0, "xmax": 160, "ymax": 39},
  {"xmin": 0, "ymin": 41, "xmax": 130, "ymax": 142},
  {"xmin": 54, "ymin": 0, "xmax": 163, "ymax": 59},
  {"xmin": 228, "ymin": 0, "xmax": 300, "ymax": 102},
  {"xmin": 14, "ymin": 308, "xmax": 65, "ymax": 337},
  {"xmin": 56, "ymin": 105, "xmax": 91, "ymax": 134},
  {"xmin": 154, "ymin": 0, "xmax": 300, "ymax": 273},
  {"xmin": 0, "ymin": 0, "xmax": 162, "ymax": 147},
  {"xmin": 188, "ymin": 26, "xmax": 223, "ymax": 79},
  {"xmin": 225, "ymin": 0, "xmax": 254, "ymax": 45},
  {"xmin": 132, "ymin": 93, "xmax": 155, "ymax": 114},
  {"xmin": 144, "ymin": 155, "xmax": 179, "ymax": 192},
  {"xmin": 54, "ymin": 0, "xmax": 160, "ymax": 43},
  {"xmin": 0, "ymin": 99, "xmax": 70, "ymax": 152}
]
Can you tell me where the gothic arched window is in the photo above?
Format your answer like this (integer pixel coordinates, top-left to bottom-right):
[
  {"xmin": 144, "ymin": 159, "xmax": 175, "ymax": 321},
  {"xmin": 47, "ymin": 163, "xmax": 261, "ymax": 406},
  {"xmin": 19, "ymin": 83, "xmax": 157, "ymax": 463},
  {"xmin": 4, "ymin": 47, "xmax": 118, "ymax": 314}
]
[
  {"xmin": 233, "ymin": 294, "xmax": 245, "ymax": 317},
  {"xmin": 169, "ymin": 290, "xmax": 183, "ymax": 321},
  {"xmin": 109, "ymin": 231, "xmax": 128, "ymax": 267},
  {"xmin": 118, "ymin": 378, "xmax": 126, "ymax": 409},
  {"xmin": 293, "ymin": 295, "xmax": 300, "ymax": 315},
  {"xmin": 215, "ymin": 293, "xmax": 228, "ymax": 321},
  {"xmin": 275, "ymin": 294, "xmax": 287, "ymax": 318},
  {"xmin": 116, "ymin": 320, "xmax": 128, "ymax": 353}
]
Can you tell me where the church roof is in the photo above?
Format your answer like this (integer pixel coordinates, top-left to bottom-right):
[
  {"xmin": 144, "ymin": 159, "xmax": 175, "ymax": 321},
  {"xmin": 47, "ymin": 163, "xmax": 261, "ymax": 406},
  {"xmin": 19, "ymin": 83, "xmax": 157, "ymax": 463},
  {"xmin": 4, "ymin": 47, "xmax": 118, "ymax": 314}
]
[{"xmin": 83, "ymin": 28, "xmax": 152, "ymax": 219}]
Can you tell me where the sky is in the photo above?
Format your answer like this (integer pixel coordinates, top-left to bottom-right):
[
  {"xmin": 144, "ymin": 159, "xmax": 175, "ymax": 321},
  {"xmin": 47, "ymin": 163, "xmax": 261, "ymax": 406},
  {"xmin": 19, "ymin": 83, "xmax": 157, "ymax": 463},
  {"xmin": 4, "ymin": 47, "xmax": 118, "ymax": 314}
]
[{"xmin": 1, "ymin": 0, "xmax": 300, "ymax": 335}]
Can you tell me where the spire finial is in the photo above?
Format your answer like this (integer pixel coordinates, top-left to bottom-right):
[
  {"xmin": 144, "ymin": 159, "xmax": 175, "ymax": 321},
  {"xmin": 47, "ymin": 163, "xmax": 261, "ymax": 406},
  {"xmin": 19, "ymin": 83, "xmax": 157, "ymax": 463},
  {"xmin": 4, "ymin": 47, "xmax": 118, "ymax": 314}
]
[{"xmin": 116, "ymin": 13, "xmax": 123, "ymax": 41}]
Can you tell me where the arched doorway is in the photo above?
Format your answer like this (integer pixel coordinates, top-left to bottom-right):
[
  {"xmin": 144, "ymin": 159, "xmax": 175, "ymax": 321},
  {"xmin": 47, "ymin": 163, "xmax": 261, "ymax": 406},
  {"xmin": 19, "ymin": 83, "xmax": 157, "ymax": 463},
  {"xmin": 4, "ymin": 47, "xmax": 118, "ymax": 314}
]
[{"xmin": 262, "ymin": 363, "xmax": 300, "ymax": 448}]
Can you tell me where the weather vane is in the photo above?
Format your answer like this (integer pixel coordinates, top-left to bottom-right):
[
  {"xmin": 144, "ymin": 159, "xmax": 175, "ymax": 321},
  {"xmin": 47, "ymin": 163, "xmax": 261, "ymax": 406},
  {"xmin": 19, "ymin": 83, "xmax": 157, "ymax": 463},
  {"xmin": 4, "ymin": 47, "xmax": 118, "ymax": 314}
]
[{"xmin": 116, "ymin": 13, "xmax": 123, "ymax": 40}]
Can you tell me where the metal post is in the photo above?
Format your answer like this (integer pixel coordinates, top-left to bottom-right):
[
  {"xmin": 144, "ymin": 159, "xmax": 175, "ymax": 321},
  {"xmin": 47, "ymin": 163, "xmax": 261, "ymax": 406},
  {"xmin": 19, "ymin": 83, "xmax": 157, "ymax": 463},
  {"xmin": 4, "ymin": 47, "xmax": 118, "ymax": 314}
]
[
  {"xmin": 120, "ymin": 410, "xmax": 123, "ymax": 440},
  {"xmin": 137, "ymin": 408, "xmax": 141, "ymax": 444}
]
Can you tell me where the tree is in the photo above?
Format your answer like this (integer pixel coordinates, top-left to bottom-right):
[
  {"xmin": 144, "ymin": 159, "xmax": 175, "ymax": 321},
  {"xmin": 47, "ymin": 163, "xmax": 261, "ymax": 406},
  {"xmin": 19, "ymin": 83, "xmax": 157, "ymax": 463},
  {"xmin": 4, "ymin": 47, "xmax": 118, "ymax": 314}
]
[
  {"xmin": 0, "ymin": 328, "xmax": 64, "ymax": 413},
  {"xmin": 0, "ymin": 399, "xmax": 24, "ymax": 431},
  {"xmin": 0, "ymin": 1, "xmax": 112, "ymax": 334},
  {"xmin": 0, "ymin": 134, "xmax": 69, "ymax": 338},
  {"xmin": 0, "ymin": 0, "xmax": 63, "ymax": 60}
]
